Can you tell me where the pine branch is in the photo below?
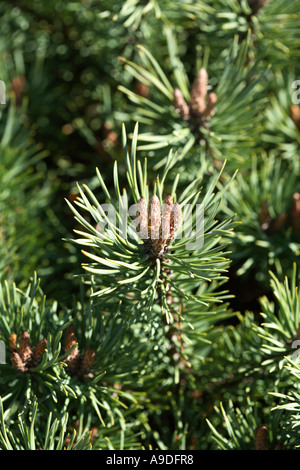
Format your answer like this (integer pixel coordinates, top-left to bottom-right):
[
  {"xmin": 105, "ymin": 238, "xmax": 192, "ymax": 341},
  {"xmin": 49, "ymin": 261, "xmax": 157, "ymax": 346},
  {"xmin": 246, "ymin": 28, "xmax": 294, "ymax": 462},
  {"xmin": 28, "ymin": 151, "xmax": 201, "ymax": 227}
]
[
  {"xmin": 66, "ymin": 123, "xmax": 237, "ymax": 327},
  {"xmin": 118, "ymin": 31, "xmax": 268, "ymax": 172}
]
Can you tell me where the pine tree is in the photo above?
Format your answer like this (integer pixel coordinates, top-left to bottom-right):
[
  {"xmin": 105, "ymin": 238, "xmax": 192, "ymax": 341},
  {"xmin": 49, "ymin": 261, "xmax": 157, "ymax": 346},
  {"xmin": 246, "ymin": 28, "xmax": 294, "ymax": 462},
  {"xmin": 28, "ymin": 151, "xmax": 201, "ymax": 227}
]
[{"xmin": 0, "ymin": 0, "xmax": 300, "ymax": 451}]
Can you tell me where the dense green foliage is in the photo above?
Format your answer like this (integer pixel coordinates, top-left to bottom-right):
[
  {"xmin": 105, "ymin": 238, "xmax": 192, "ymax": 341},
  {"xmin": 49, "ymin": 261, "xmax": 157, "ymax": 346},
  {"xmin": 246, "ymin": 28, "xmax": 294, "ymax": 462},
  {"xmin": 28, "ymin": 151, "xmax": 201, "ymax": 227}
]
[{"xmin": 0, "ymin": 0, "xmax": 299, "ymax": 450}]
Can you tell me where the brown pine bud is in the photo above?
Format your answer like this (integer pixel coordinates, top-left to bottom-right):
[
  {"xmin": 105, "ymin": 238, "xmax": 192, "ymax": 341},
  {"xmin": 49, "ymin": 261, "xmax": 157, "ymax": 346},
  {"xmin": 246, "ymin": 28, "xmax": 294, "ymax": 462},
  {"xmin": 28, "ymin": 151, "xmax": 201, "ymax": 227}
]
[
  {"xmin": 11, "ymin": 75, "xmax": 26, "ymax": 106},
  {"xmin": 290, "ymin": 104, "xmax": 300, "ymax": 131},
  {"xmin": 65, "ymin": 325, "xmax": 78, "ymax": 352},
  {"xmin": 11, "ymin": 351, "xmax": 27, "ymax": 372},
  {"xmin": 161, "ymin": 195, "xmax": 174, "ymax": 244},
  {"xmin": 169, "ymin": 203, "xmax": 182, "ymax": 241},
  {"xmin": 290, "ymin": 192, "xmax": 300, "ymax": 231},
  {"xmin": 254, "ymin": 425, "xmax": 268, "ymax": 450},
  {"xmin": 203, "ymin": 92, "xmax": 217, "ymax": 118},
  {"xmin": 173, "ymin": 88, "xmax": 190, "ymax": 120},
  {"xmin": 190, "ymin": 68, "xmax": 208, "ymax": 116},
  {"xmin": 33, "ymin": 338, "xmax": 47, "ymax": 360},
  {"xmin": 148, "ymin": 195, "xmax": 161, "ymax": 241},
  {"xmin": 134, "ymin": 80, "xmax": 149, "ymax": 98},
  {"xmin": 65, "ymin": 325, "xmax": 80, "ymax": 369},
  {"xmin": 18, "ymin": 331, "xmax": 32, "ymax": 363},
  {"xmin": 142, "ymin": 194, "xmax": 182, "ymax": 259},
  {"xmin": 82, "ymin": 347, "xmax": 96, "ymax": 371},
  {"xmin": 136, "ymin": 196, "xmax": 148, "ymax": 240},
  {"xmin": 9, "ymin": 333, "xmax": 17, "ymax": 352},
  {"xmin": 267, "ymin": 213, "xmax": 287, "ymax": 234},
  {"xmin": 89, "ymin": 427, "xmax": 98, "ymax": 443}
]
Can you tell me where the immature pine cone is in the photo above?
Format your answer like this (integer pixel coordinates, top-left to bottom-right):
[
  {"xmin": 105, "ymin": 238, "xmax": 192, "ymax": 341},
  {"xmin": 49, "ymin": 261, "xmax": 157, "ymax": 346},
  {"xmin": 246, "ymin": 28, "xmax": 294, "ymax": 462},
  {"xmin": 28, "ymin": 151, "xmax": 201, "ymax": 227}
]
[
  {"xmin": 136, "ymin": 195, "xmax": 182, "ymax": 259},
  {"xmin": 173, "ymin": 68, "xmax": 217, "ymax": 125},
  {"xmin": 10, "ymin": 331, "xmax": 47, "ymax": 372},
  {"xmin": 290, "ymin": 192, "xmax": 300, "ymax": 231},
  {"xmin": 290, "ymin": 104, "xmax": 300, "ymax": 131},
  {"xmin": 173, "ymin": 88, "xmax": 190, "ymax": 120},
  {"xmin": 254, "ymin": 425, "xmax": 268, "ymax": 450},
  {"xmin": 64, "ymin": 324, "xmax": 96, "ymax": 380}
]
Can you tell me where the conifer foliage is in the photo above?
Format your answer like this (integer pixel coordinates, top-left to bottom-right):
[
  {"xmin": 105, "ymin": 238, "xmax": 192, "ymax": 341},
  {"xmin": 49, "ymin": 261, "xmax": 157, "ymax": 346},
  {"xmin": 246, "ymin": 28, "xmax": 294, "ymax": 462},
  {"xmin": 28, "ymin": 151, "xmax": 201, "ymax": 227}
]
[{"xmin": 0, "ymin": 0, "xmax": 300, "ymax": 451}]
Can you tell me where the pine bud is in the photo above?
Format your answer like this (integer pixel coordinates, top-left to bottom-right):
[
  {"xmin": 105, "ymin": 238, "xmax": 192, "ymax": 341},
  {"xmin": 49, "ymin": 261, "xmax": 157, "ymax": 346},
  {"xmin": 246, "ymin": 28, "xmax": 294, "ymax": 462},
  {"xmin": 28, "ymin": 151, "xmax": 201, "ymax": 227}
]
[
  {"xmin": 190, "ymin": 68, "xmax": 208, "ymax": 116},
  {"xmin": 173, "ymin": 88, "xmax": 190, "ymax": 120},
  {"xmin": 138, "ymin": 194, "xmax": 182, "ymax": 260},
  {"xmin": 89, "ymin": 427, "xmax": 98, "ymax": 443},
  {"xmin": 134, "ymin": 80, "xmax": 149, "ymax": 98},
  {"xmin": 267, "ymin": 212, "xmax": 287, "ymax": 234},
  {"xmin": 290, "ymin": 104, "xmax": 300, "ymax": 131},
  {"xmin": 148, "ymin": 195, "xmax": 161, "ymax": 241},
  {"xmin": 11, "ymin": 75, "xmax": 26, "ymax": 106},
  {"xmin": 65, "ymin": 324, "xmax": 80, "ymax": 368},
  {"xmin": 82, "ymin": 347, "xmax": 96, "ymax": 371},
  {"xmin": 9, "ymin": 333, "xmax": 17, "ymax": 352},
  {"xmin": 33, "ymin": 338, "xmax": 47, "ymax": 360},
  {"xmin": 254, "ymin": 425, "xmax": 268, "ymax": 450},
  {"xmin": 18, "ymin": 331, "xmax": 32, "ymax": 363},
  {"xmin": 11, "ymin": 351, "xmax": 27, "ymax": 372},
  {"xmin": 203, "ymin": 92, "xmax": 217, "ymax": 118},
  {"xmin": 290, "ymin": 192, "xmax": 300, "ymax": 231},
  {"xmin": 161, "ymin": 195, "xmax": 174, "ymax": 243},
  {"xmin": 65, "ymin": 325, "xmax": 78, "ymax": 352},
  {"xmin": 136, "ymin": 196, "xmax": 148, "ymax": 240},
  {"xmin": 169, "ymin": 203, "xmax": 182, "ymax": 242}
]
